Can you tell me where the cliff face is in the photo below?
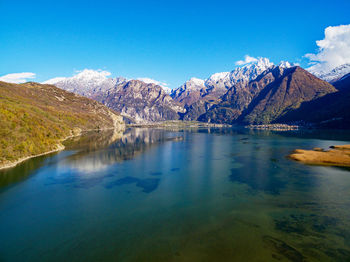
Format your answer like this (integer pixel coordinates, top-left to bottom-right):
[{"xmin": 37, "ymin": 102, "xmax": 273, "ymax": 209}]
[
  {"xmin": 0, "ymin": 81, "xmax": 125, "ymax": 168},
  {"xmin": 96, "ymin": 80, "xmax": 185, "ymax": 123}
]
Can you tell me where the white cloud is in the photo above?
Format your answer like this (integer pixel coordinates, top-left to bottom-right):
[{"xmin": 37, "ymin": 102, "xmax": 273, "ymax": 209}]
[
  {"xmin": 235, "ymin": 55, "xmax": 258, "ymax": 66},
  {"xmin": 42, "ymin": 77, "xmax": 67, "ymax": 84},
  {"xmin": 0, "ymin": 72, "xmax": 36, "ymax": 83},
  {"xmin": 306, "ymin": 24, "xmax": 350, "ymax": 74}
]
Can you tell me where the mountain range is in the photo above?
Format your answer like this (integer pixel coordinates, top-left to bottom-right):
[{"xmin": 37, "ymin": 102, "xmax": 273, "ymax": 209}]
[
  {"xmin": 42, "ymin": 58, "xmax": 350, "ymax": 127},
  {"xmin": 46, "ymin": 70, "xmax": 184, "ymax": 123}
]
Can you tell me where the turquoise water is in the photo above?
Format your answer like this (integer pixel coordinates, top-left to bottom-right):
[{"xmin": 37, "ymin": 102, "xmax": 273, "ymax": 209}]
[{"xmin": 1, "ymin": 128, "xmax": 350, "ymax": 261}]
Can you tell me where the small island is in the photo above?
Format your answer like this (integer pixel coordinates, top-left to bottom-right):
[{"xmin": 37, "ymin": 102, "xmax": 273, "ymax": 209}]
[{"xmin": 289, "ymin": 145, "xmax": 350, "ymax": 167}]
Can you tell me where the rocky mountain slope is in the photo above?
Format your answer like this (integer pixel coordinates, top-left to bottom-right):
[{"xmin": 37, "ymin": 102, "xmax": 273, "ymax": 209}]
[
  {"xmin": 48, "ymin": 71, "xmax": 183, "ymax": 123},
  {"xmin": 200, "ymin": 66, "xmax": 335, "ymax": 124},
  {"xmin": 0, "ymin": 81, "xmax": 125, "ymax": 168},
  {"xmin": 94, "ymin": 80, "xmax": 185, "ymax": 123},
  {"xmin": 332, "ymin": 72, "xmax": 350, "ymax": 91},
  {"xmin": 171, "ymin": 58, "xmax": 275, "ymax": 108},
  {"xmin": 43, "ymin": 59, "xmax": 349, "ymax": 127},
  {"xmin": 278, "ymin": 71, "xmax": 350, "ymax": 128},
  {"xmin": 238, "ymin": 67, "xmax": 336, "ymax": 124},
  {"xmin": 175, "ymin": 58, "xmax": 294, "ymax": 121}
]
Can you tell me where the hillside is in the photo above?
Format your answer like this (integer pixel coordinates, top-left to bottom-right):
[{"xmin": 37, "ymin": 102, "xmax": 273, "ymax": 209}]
[
  {"xmin": 0, "ymin": 81, "xmax": 125, "ymax": 169},
  {"xmin": 238, "ymin": 67, "xmax": 336, "ymax": 124},
  {"xmin": 278, "ymin": 73, "xmax": 350, "ymax": 128}
]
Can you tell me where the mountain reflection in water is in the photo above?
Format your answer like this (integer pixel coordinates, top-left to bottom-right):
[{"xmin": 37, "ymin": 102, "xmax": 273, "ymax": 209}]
[{"xmin": 63, "ymin": 128, "xmax": 182, "ymax": 172}]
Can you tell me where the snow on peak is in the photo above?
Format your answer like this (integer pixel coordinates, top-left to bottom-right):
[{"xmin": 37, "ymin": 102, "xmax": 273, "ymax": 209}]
[
  {"xmin": 42, "ymin": 69, "xmax": 117, "ymax": 96},
  {"xmin": 137, "ymin": 77, "xmax": 172, "ymax": 94},
  {"xmin": 170, "ymin": 77, "xmax": 205, "ymax": 97},
  {"xmin": 187, "ymin": 77, "xmax": 205, "ymax": 87},
  {"xmin": 229, "ymin": 57, "xmax": 274, "ymax": 84},
  {"xmin": 278, "ymin": 61, "xmax": 293, "ymax": 68},
  {"xmin": 253, "ymin": 57, "xmax": 274, "ymax": 69},
  {"xmin": 176, "ymin": 57, "xmax": 297, "ymax": 94},
  {"xmin": 43, "ymin": 69, "xmax": 112, "ymax": 86},
  {"xmin": 73, "ymin": 69, "xmax": 111, "ymax": 83},
  {"xmin": 313, "ymin": 63, "xmax": 350, "ymax": 82},
  {"xmin": 207, "ymin": 72, "xmax": 230, "ymax": 83}
]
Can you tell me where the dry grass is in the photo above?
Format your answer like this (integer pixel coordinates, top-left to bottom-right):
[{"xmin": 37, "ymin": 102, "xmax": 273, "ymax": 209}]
[
  {"xmin": 289, "ymin": 145, "xmax": 350, "ymax": 167},
  {"xmin": 0, "ymin": 81, "xmax": 122, "ymax": 166}
]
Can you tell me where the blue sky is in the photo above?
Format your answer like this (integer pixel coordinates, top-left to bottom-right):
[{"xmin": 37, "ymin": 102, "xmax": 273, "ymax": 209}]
[{"xmin": 1, "ymin": 0, "xmax": 350, "ymax": 88}]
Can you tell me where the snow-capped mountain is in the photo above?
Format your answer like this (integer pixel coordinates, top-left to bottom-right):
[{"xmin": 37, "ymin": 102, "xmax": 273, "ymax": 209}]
[
  {"xmin": 171, "ymin": 77, "xmax": 206, "ymax": 98},
  {"xmin": 227, "ymin": 57, "xmax": 274, "ymax": 85},
  {"xmin": 43, "ymin": 69, "xmax": 183, "ymax": 123},
  {"xmin": 43, "ymin": 70, "xmax": 171, "ymax": 96},
  {"xmin": 170, "ymin": 78, "xmax": 206, "ymax": 106},
  {"xmin": 43, "ymin": 69, "xmax": 123, "ymax": 97},
  {"xmin": 312, "ymin": 64, "xmax": 350, "ymax": 83},
  {"xmin": 172, "ymin": 57, "xmax": 290, "ymax": 107}
]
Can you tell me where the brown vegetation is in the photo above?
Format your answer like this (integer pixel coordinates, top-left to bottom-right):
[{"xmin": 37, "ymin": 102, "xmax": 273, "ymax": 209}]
[
  {"xmin": 0, "ymin": 81, "xmax": 124, "ymax": 168},
  {"xmin": 289, "ymin": 145, "xmax": 350, "ymax": 167}
]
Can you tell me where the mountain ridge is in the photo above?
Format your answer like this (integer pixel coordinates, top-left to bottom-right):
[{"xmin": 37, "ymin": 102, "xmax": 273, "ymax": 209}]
[{"xmin": 39, "ymin": 59, "xmax": 350, "ymax": 127}]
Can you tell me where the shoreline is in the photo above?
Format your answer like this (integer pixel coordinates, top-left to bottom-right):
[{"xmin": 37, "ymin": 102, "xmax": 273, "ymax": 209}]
[
  {"xmin": 245, "ymin": 124, "xmax": 300, "ymax": 131},
  {"xmin": 127, "ymin": 121, "xmax": 231, "ymax": 128},
  {"xmin": 0, "ymin": 126, "xmax": 125, "ymax": 171},
  {"xmin": 0, "ymin": 144, "xmax": 65, "ymax": 171}
]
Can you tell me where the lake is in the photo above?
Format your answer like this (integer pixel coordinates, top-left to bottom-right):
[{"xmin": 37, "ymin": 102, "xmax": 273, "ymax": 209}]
[{"xmin": 1, "ymin": 127, "xmax": 350, "ymax": 261}]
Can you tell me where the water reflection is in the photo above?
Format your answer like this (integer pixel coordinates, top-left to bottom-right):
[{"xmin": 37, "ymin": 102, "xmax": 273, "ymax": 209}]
[
  {"xmin": 44, "ymin": 128, "xmax": 183, "ymax": 189},
  {"xmin": 63, "ymin": 128, "xmax": 182, "ymax": 172},
  {"xmin": 0, "ymin": 155, "xmax": 47, "ymax": 190},
  {"xmin": 2, "ymin": 127, "xmax": 350, "ymax": 261}
]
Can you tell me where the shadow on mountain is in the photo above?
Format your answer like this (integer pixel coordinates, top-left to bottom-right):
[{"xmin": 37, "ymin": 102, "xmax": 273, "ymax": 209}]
[{"xmin": 278, "ymin": 88, "xmax": 350, "ymax": 129}]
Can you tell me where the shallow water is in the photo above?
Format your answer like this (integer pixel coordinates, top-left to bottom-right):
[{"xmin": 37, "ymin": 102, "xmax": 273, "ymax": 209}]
[{"xmin": 1, "ymin": 127, "xmax": 350, "ymax": 261}]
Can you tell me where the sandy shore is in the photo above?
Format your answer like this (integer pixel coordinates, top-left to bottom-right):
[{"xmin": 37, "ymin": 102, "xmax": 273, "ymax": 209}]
[{"xmin": 289, "ymin": 144, "xmax": 350, "ymax": 167}]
